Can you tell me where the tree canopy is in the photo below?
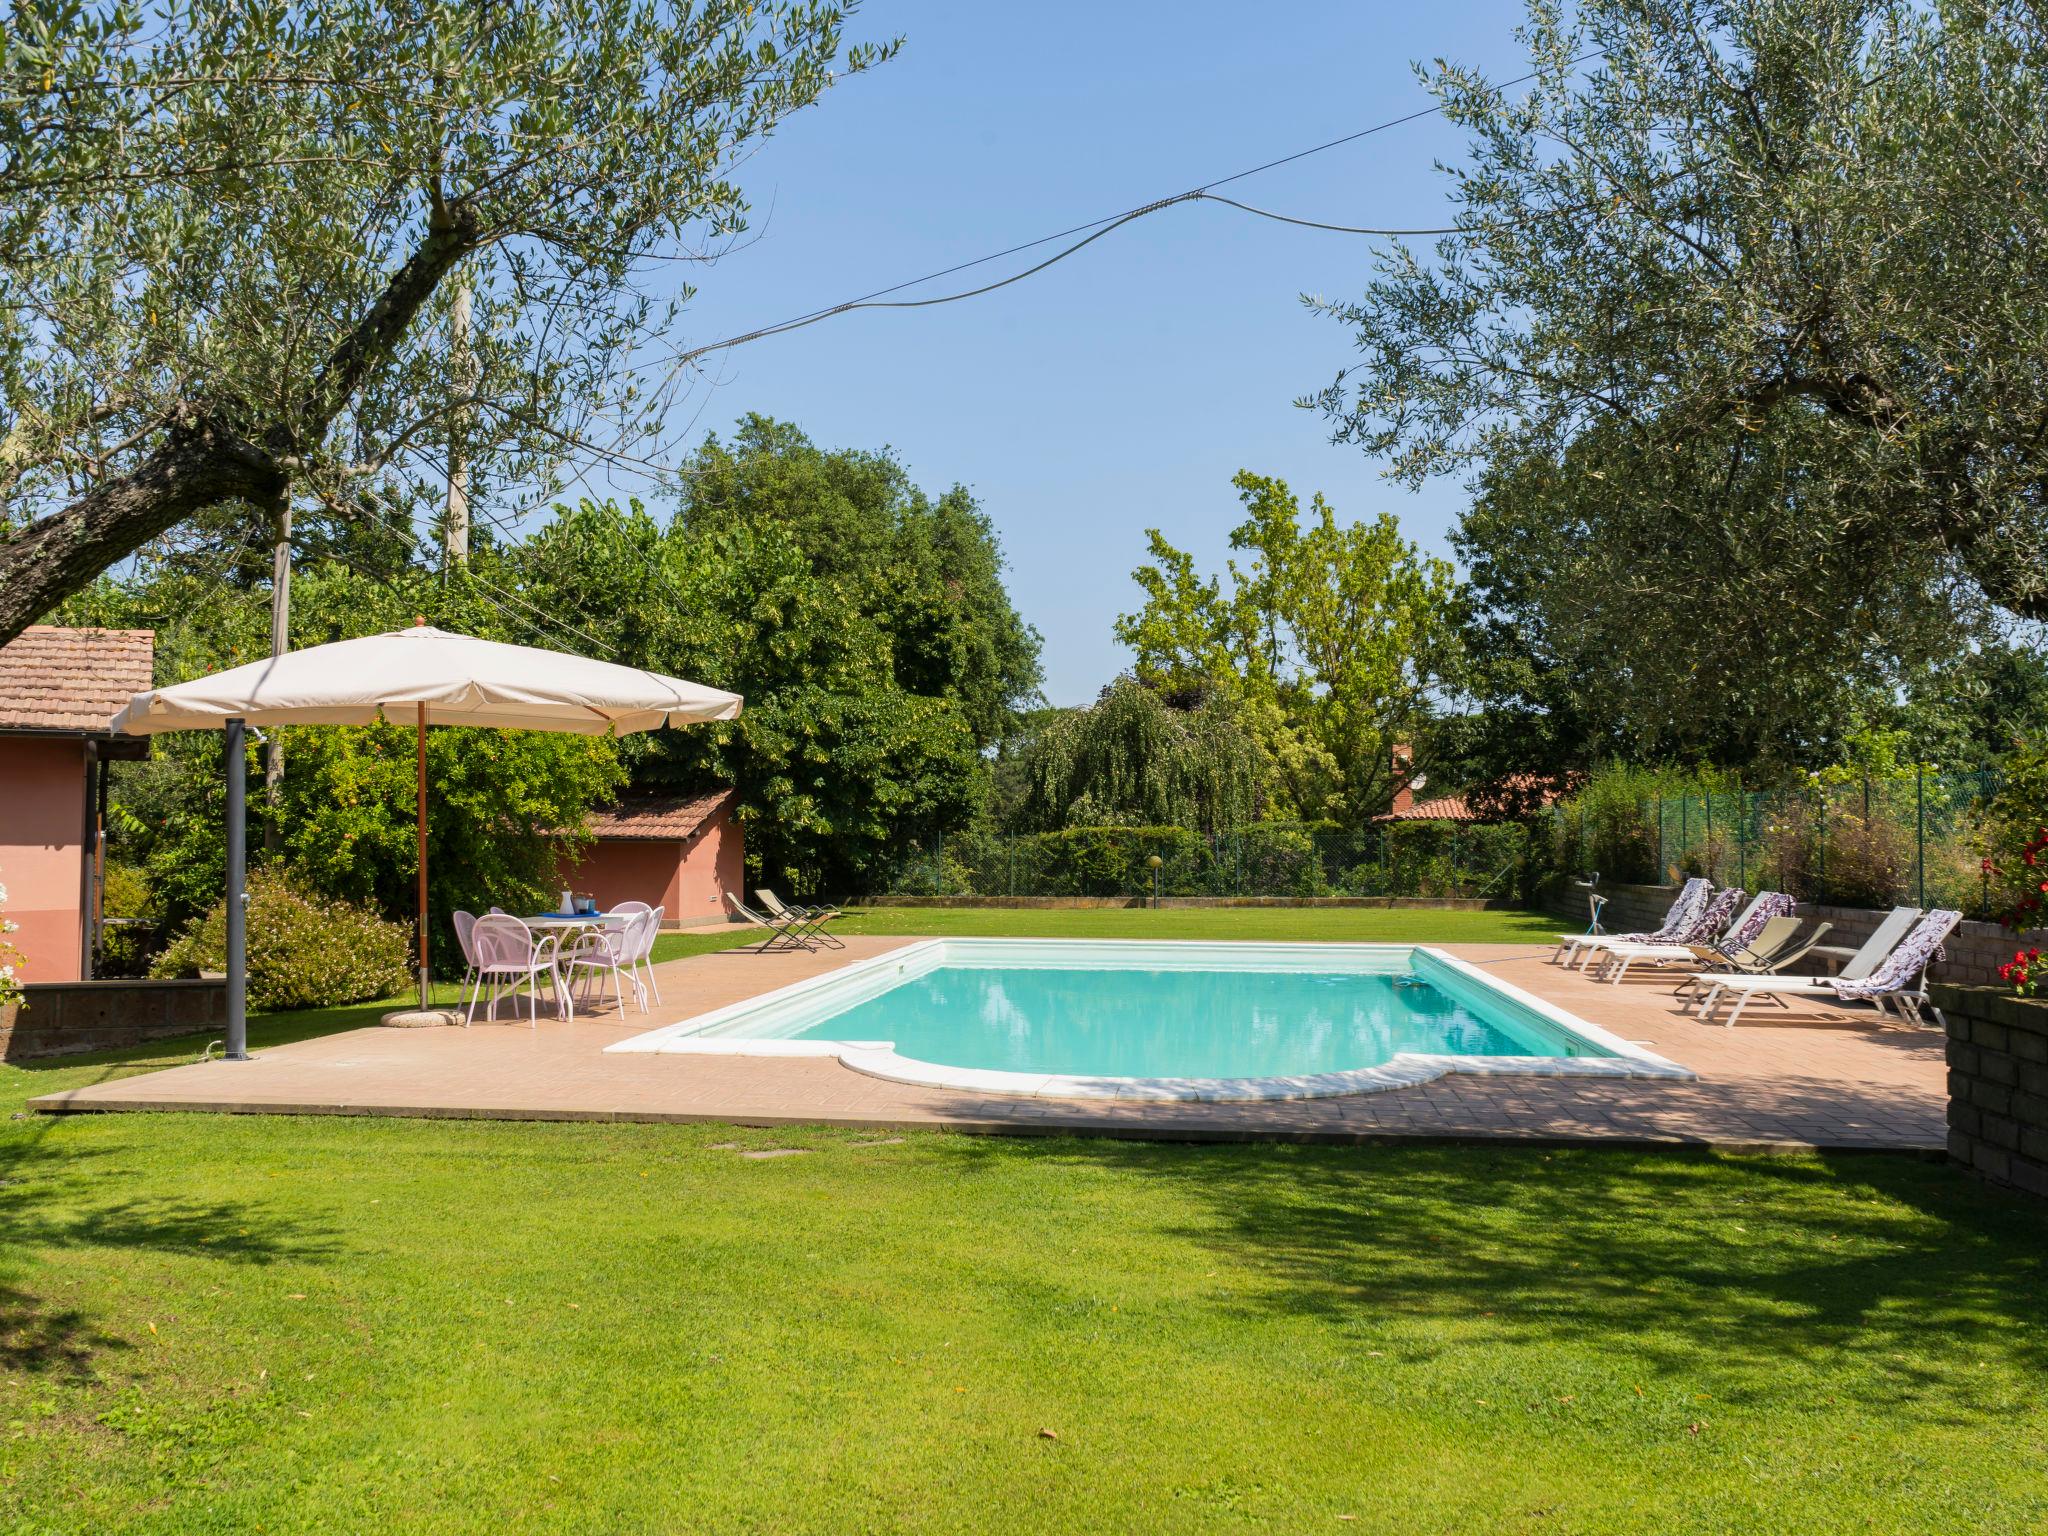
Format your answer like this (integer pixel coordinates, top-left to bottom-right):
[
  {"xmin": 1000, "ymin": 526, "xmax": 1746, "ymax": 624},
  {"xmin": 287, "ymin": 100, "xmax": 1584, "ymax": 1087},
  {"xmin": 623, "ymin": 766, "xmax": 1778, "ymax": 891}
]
[
  {"xmin": 674, "ymin": 415, "xmax": 1042, "ymax": 750},
  {"xmin": 1312, "ymin": 0, "xmax": 2048, "ymax": 765},
  {"xmin": 0, "ymin": 0, "xmax": 892, "ymax": 641},
  {"xmin": 1115, "ymin": 471, "xmax": 1464, "ymax": 821},
  {"xmin": 1007, "ymin": 677, "xmax": 1267, "ymax": 835}
]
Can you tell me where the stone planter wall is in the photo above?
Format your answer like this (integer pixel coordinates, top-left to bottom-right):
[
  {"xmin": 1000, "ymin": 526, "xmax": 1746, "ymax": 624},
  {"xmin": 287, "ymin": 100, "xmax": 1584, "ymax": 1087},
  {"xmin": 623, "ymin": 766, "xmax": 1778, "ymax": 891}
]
[
  {"xmin": 1931, "ymin": 983, "xmax": 2048, "ymax": 1198},
  {"xmin": 1540, "ymin": 880, "xmax": 1676, "ymax": 937},
  {"xmin": 1, "ymin": 978, "xmax": 228, "ymax": 1061}
]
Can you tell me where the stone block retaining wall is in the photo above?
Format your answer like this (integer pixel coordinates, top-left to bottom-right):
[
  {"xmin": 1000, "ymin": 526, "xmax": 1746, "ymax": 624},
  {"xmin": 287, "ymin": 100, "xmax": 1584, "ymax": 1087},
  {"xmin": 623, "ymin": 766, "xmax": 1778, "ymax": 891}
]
[
  {"xmin": 1, "ymin": 978, "xmax": 228, "ymax": 1060},
  {"xmin": 1932, "ymin": 983, "xmax": 2048, "ymax": 1197}
]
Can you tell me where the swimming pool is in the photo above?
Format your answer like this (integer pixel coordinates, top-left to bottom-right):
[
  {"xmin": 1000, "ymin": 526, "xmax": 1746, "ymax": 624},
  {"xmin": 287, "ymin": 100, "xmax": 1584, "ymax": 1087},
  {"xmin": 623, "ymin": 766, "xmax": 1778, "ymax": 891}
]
[{"xmin": 609, "ymin": 940, "xmax": 1691, "ymax": 1101}]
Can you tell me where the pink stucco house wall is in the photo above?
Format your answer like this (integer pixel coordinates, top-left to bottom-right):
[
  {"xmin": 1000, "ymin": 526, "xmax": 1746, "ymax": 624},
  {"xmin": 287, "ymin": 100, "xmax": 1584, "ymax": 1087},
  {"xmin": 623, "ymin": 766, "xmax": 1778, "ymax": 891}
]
[
  {"xmin": 555, "ymin": 789, "xmax": 744, "ymax": 926},
  {"xmin": 0, "ymin": 627, "xmax": 154, "ymax": 983}
]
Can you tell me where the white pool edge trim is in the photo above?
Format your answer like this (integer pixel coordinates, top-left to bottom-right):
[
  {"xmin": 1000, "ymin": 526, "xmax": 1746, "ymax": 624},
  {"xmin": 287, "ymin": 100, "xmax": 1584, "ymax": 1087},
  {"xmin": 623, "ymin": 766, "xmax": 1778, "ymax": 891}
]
[{"xmin": 605, "ymin": 939, "xmax": 1695, "ymax": 1101}]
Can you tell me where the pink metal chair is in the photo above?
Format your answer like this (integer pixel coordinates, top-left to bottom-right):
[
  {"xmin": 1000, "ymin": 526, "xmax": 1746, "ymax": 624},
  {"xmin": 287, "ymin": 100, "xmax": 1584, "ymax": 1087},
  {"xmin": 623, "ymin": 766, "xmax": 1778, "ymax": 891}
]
[
  {"xmin": 464, "ymin": 915, "xmax": 568, "ymax": 1028},
  {"xmin": 452, "ymin": 911, "xmax": 480, "ymax": 994},
  {"xmin": 607, "ymin": 900, "xmax": 664, "ymax": 1007},
  {"xmin": 564, "ymin": 909, "xmax": 656, "ymax": 1015}
]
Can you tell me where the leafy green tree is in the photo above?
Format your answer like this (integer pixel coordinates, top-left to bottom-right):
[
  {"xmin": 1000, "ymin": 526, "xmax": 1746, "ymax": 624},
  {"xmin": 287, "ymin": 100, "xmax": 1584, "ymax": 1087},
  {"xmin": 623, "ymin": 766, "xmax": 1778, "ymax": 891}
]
[
  {"xmin": 1115, "ymin": 471, "xmax": 1464, "ymax": 821},
  {"xmin": 1312, "ymin": 0, "xmax": 2048, "ymax": 758},
  {"xmin": 1009, "ymin": 677, "xmax": 1267, "ymax": 835},
  {"xmin": 676, "ymin": 415, "xmax": 1042, "ymax": 749},
  {"xmin": 495, "ymin": 497, "xmax": 988, "ymax": 892},
  {"xmin": 0, "ymin": 0, "xmax": 892, "ymax": 642}
]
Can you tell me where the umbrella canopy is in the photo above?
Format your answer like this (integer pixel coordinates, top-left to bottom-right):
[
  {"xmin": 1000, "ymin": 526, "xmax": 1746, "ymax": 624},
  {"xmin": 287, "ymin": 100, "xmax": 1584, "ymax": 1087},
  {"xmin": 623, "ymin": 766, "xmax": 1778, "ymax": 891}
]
[
  {"xmin": 109, "ymin": 623, "xmax": 742, "ymax": 1055},
  {"xmin": 112, "ymin": 624, "xmax": 741, "ymax": 735}
]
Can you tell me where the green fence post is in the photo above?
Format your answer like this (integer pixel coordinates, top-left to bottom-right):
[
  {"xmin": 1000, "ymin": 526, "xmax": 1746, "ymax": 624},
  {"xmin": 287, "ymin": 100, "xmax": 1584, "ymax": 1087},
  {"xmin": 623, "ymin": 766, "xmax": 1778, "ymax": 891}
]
[
  {"xmin": 1704, "ymin": 791, "xmax": 1714, "ymax": 884},
  {"xmin": 935, "ymin": 829, "xmax": 944, "ymax": 898},
  {"xmin": 1655, "ymin": 796, "xmax": 1664, "ymax": 881},
  {"xmin": 1680, "ymin": 796, "xmax": 1689, "ymax": 870},
  {"xmin": 1816, "ymin": 789, "xmax": 1828, "ymax": 903},
  {"xmin": 1916, "ymin": 764, "xmax": 1927, "ymax": 909}
]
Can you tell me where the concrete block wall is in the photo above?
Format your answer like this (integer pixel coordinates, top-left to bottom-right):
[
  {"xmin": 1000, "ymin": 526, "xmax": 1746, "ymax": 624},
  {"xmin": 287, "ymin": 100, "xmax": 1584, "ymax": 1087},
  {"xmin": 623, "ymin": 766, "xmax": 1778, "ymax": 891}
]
[
  {"xmin": 1932, "ymin": 984, "xmax": 2048, "ymax": 1197},
  {"xmin": 1, "ymin": 978, "xmax": 228, "ymax": 1060}
]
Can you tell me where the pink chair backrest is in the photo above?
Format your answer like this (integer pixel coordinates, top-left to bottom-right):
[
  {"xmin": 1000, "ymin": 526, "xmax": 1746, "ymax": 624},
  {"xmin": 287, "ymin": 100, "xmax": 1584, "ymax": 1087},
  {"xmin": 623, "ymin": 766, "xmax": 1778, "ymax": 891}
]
[
  {"xmin": 622, "ymin": 907, "xmax": 660, "ymax": 963},
  {"xmin": 453, "ymin": 911, "xmax": 478, "ymax": 965},
  {"xmin": 471, "ymin": 915, "xmax": 536, "ymax": 971}
]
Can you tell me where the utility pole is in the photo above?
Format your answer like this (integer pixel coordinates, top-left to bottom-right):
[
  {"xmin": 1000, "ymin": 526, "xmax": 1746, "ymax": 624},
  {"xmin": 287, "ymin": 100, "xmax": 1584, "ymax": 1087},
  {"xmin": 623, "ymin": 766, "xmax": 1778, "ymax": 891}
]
[
  {"xmin": 264, "ymin": 489, "xmax": 290, "ymax": 852},
  {"xmin": 444, "ymin": 277, "xmax": 473, "ymax": 567}
]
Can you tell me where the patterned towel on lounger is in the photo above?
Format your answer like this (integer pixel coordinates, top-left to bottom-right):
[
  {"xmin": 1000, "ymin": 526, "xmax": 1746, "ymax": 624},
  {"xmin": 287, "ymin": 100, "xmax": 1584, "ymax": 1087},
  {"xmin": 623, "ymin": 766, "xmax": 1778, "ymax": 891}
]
[
  {"xmin": 1714, "ymin": 892, "xmax": 1796, "ymax": 957},
  {"xmin": 1829, "ymin": 911, "xmax": 1961, "ymax": 1000},
  {"xmin": 1611, "ymin": 877, "xmax": 1712, "ymax": 944},
  {"xmin": 1675, "ymin": 886, "xmax": 1747, "ymax": 946}
]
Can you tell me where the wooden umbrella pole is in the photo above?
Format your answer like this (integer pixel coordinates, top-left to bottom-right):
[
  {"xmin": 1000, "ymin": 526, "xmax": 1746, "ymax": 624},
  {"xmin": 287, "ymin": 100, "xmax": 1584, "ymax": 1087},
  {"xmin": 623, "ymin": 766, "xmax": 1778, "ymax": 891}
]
[{"xmin": 417, "ymin": 700, "xmax": 429, "ymax": 1009}]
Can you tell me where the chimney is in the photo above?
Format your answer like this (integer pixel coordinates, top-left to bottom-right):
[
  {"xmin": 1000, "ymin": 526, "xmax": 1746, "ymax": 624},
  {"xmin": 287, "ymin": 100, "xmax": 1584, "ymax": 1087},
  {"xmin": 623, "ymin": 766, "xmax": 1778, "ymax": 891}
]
[{"xmin": 1391, "ymin": 743, "xmax": 1415, "ymax": 815}]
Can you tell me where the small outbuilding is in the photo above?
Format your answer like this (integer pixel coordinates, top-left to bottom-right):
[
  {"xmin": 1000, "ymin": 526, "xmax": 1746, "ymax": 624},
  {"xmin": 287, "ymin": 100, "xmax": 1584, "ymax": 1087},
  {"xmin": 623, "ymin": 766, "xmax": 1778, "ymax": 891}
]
[
  {"xmin": 0, "ymin": 626, "xmax": 154, "ymax": 981},
  {"xmin": 557, "ymin": 789, "xmax": 744, "ymax": 927}
]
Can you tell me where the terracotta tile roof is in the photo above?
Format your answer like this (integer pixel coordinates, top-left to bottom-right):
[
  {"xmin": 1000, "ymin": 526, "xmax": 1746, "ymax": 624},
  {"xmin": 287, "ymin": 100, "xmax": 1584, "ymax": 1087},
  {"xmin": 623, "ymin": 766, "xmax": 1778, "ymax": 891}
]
[
  {"xmin": 0, "ymin": 625, "xmax": 155, "ymax": 734},
  {"xmin": 1374, "ymin": 773, "xmax": 1568, "ymax": 824},
  {"xmin": 588, "ymin": 788, "xmax": 738, "ymax": 841},
  {"xmin": 1379, "ymin": 792, "xmax": 1490, "ymax": 824}
]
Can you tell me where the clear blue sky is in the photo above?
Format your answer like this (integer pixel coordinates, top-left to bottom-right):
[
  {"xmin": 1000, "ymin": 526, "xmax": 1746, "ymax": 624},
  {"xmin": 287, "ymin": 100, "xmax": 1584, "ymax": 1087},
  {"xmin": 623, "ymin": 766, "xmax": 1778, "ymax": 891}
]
[{"xmin": 612, "ymin": 0, "xmax": 1535, "ymax": 705}]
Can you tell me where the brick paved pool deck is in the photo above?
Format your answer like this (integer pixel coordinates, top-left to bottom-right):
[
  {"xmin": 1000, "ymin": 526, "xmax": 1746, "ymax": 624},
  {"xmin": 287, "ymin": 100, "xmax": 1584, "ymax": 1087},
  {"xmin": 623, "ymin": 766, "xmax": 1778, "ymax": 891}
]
[{"xmin": 28, "ymin": 940, "xmax": 1948, "ymax": 1152}]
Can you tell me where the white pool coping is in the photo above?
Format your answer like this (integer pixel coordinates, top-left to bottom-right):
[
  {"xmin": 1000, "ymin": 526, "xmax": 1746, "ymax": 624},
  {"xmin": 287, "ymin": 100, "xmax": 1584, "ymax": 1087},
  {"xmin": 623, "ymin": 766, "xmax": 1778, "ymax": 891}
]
[{"xmin": 605, "ymin": 940, "xmax": 1695, "ymax": 1102}]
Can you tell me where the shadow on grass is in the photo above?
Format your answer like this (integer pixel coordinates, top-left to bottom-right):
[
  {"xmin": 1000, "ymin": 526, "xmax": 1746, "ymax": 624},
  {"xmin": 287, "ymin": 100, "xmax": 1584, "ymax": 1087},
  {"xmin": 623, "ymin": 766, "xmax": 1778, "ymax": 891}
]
[
  {"xmin": 0, "ymin": 1284, "xmax": 130, "ymax": 1380},
  {"xmin": 954, "ymin": 1136, "xmax": 2048, "ymax": 1416},
  {"xmin": 2, "ymin": 1062, "xmax": 340, "ymax": 1378}
]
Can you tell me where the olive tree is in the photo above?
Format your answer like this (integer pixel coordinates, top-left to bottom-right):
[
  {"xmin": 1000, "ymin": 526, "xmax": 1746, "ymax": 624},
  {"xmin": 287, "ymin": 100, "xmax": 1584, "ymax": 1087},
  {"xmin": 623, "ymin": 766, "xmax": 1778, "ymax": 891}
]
[
  {"xmin": 1310, "ymin": 0, "xmax": 2048, "ymax": 753},
  {"xmin": 0, "ymin": 0, "xmax": 892, "ymax": 641}
]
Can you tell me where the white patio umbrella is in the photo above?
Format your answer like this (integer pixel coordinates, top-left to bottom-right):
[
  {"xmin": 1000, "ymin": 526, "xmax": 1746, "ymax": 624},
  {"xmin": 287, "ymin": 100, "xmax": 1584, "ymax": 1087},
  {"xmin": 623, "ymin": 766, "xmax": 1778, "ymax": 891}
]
[{"xmin": 112, "ymin": 624, "xmax": 742, "ymax": 1055}]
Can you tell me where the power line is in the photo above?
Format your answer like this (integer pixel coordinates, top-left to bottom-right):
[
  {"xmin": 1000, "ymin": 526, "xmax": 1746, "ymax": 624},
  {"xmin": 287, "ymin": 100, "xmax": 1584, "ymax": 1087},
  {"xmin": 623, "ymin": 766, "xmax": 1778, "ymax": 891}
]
[{"xmin": 668, "ymin": 51, "xmax": 1605, "ymax": 368}]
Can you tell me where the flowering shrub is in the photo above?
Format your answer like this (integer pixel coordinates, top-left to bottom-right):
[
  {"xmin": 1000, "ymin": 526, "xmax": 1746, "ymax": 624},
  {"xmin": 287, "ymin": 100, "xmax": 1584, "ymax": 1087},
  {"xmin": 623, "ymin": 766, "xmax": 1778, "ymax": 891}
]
[
  {"xmin": 1998, "ymin": 946, "xmax": 2041, "ymax": 997},
  {"xmin": 1989, "ymin": 824, "xmax": 2048, "ymax": 931},
  {"xmin": 0, "ymin": 875, "xmax": 24, "ymax": 1011},
  {"xmin": 151, "ymin": 870, "xmax": 410, "ymax": 1010}
]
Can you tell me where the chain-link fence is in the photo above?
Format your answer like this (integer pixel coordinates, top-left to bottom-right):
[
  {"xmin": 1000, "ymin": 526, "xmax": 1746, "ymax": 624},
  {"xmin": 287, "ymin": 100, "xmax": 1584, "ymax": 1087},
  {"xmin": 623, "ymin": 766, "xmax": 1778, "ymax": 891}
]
[
  {"xmin": 876, "ymin": 821, "xmax": 1530, "ymax": 901},
  {"xmin": 1551, "ymin": 768, "xmax": 2005, "ymax": 916}
]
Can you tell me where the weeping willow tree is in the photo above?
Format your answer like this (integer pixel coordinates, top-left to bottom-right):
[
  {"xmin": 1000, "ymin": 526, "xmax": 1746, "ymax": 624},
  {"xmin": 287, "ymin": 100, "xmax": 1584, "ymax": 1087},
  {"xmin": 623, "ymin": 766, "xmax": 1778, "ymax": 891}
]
[{"xmin": 1013, "ymin": 677, "xmax": 1267, "ymax": 834}]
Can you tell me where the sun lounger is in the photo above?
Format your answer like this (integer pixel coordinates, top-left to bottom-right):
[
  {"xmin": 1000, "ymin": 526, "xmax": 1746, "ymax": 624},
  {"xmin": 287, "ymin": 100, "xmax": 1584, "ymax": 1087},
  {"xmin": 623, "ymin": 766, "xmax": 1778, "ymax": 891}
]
[
  {"xmin": 1553, "ymin": 877, "xmax": 1712, "ymax": 968},
  {"xmin": 1671, "ymin": 916, "xmax": 1833, "ymax": 1002},
  {"xmin": 756, "ymin": 889, "xmax": 844, "ymax": 949},
  {"xmin": 1591, "ymin": 890, "xmax": 1793, "ymax": 984},
  {"xmin": 1823, "ymin": 909, "xmax": 1963, "ymax": 1027},
  {"xmin": 1689, "ymin": 906, "xmax": 1925, "ymax": 1026},
  {"xmin": 726, "ymin": 891, "xmax": 820, "ymax": 952}
]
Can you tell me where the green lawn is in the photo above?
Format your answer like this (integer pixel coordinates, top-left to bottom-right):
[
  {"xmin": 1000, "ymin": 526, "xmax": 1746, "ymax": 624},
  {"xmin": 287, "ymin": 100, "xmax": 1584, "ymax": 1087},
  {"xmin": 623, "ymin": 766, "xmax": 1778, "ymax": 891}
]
[
  {"xmin": 653, "ymin": 902, "xmax": 1563, "ymax": 963},
  {"xmin": 3, "ymin": 909, "xmax": 2043, "ymax": 1533}
]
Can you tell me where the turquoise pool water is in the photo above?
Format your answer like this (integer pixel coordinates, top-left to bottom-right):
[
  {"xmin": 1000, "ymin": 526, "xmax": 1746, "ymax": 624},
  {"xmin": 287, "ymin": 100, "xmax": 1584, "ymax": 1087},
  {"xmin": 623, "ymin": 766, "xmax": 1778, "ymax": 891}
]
[{"xmin": 783, "ymin": 963, "xmax": 1590, "ymax": 1080}]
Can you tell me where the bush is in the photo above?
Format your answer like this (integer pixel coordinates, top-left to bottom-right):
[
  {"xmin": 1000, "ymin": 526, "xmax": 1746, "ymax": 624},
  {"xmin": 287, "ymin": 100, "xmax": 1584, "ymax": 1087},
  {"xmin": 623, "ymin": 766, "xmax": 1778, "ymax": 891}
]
[{"xmin": 151, "ymin": 870, "xmax": 411, "ymax": 1010}]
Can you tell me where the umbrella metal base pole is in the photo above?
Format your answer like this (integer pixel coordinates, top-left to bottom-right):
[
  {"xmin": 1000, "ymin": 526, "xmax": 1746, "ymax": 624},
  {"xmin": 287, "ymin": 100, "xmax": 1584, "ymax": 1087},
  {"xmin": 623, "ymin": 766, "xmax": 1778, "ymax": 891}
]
[{"xmin": 223, "ymin": 717, "xmax": 249, "ymax": 1060}]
